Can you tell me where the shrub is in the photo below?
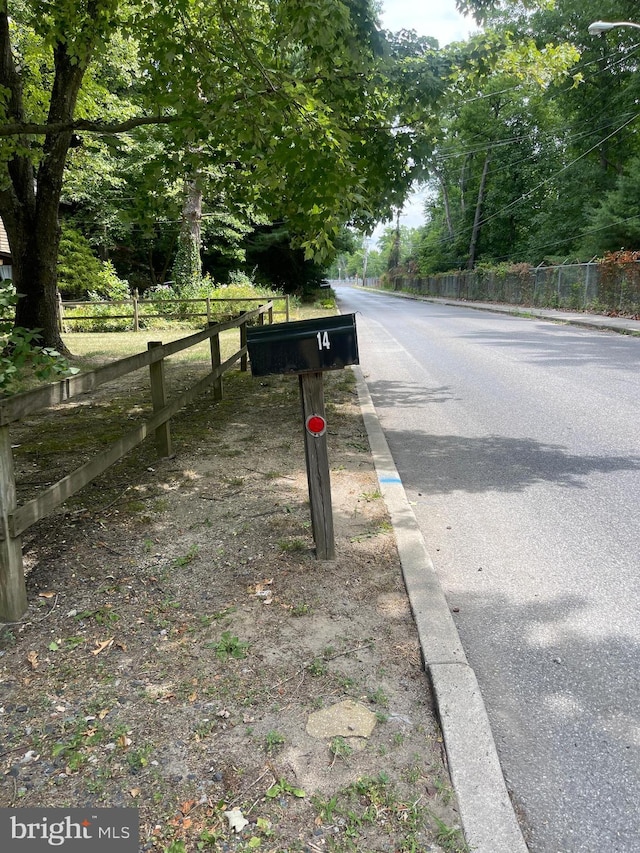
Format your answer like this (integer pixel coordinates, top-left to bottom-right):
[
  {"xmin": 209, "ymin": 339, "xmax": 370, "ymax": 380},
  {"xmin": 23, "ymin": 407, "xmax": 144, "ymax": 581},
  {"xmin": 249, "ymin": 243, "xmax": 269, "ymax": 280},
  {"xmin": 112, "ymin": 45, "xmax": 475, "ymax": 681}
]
[
  {"xmin": 58, "ymin": 225, "xmax": 130, "ymax": 300},
  {"xmin": 0, "ymin": 282, "xmax": 78, "ymax": 394}
]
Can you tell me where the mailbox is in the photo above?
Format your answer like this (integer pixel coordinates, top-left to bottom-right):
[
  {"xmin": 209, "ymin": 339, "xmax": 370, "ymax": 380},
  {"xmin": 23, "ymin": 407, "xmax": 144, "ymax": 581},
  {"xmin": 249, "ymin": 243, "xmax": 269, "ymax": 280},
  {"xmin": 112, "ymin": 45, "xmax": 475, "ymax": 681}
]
[{"xmin": 247, "ymin": 314, "xmax": 359, "ymax": 377}]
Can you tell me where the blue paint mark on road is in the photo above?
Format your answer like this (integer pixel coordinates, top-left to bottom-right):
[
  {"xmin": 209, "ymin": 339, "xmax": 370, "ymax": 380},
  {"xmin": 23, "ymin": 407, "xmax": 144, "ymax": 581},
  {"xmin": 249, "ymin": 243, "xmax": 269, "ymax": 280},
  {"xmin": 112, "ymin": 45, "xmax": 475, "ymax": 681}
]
[{"xmin": 380, "ymin": 476, "xmax": 402, "ymax": 483}]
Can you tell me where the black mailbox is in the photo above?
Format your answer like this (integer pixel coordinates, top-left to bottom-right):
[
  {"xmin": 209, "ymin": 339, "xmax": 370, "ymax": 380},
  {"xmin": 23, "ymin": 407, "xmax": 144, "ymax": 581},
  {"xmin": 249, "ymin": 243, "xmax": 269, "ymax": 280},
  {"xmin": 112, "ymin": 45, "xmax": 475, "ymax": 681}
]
[{"xmin": 247, "ymin": 314, "xmax": 359, "ymax": 377}]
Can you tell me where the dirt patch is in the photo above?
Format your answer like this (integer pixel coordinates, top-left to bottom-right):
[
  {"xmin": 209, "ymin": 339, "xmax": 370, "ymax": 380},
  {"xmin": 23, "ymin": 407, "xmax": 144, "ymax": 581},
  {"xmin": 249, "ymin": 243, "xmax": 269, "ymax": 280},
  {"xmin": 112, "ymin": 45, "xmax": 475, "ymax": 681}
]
[{"xmin": 0, "ymin": 357, "xmax": 467, "ymax": 852}]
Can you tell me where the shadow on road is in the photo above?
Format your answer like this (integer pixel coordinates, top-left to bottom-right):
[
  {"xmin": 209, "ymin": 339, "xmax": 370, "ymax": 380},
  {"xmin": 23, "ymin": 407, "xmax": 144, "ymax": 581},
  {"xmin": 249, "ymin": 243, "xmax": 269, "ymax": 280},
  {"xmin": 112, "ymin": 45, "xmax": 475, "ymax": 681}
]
[
  {"xmin": 379, "ymin": 428, "xmax": 640, "ymax": 494},
  {"xmin": 460, "ymin": 325, "xmax": 640, "ymax": 370},
  {"xmin": 449, "ymin": 587, "xmax": 640, "ymax": 852}
]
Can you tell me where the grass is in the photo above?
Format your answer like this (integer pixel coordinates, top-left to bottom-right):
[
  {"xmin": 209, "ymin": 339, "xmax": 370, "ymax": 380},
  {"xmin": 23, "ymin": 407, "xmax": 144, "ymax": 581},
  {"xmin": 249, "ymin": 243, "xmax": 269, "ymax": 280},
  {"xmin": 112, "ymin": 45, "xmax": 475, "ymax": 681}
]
[
  {"xmin": 61, "ymin": 303, "xmax": 332, "ymax": 367},
  {"xmin": 306, "ymin": 773, "xmax": 469, "ymax": 853}
]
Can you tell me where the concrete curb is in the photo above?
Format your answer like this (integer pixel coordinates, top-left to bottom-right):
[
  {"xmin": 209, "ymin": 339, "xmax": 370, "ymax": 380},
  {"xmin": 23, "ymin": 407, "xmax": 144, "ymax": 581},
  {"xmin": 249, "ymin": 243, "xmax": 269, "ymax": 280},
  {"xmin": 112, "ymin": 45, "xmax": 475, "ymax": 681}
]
[{"xmin": 354, "ymin": 366, "xmax": 529, "ymax": 853}]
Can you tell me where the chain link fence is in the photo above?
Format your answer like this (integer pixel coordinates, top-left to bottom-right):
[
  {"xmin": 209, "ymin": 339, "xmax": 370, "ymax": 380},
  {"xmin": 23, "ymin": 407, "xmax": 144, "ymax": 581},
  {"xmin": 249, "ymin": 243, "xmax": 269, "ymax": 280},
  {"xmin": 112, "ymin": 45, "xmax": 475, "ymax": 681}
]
[{"xmin": 360, "ymin": 261, "xmax": 640, "ymax": 315}]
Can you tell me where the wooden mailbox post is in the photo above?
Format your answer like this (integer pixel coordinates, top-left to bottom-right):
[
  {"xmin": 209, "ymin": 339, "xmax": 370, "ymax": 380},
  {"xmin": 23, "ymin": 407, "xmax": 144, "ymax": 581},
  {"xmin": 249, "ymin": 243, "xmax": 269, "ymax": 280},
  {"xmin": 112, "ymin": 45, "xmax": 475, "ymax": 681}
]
[{"xmin": 247, "ymin": 314, "xmax": 359, "ymax": 560}]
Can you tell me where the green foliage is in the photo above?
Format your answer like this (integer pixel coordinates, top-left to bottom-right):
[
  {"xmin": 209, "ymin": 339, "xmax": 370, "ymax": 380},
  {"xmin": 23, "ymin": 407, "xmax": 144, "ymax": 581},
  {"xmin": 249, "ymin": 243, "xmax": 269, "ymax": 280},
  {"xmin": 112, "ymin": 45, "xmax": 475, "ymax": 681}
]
[
  {"xmin": 58, "ymin": 226, "xmax": 129, "ymax": 300},
  {"xmin": 0, "ymin": 283, "xmax": 78, "ymax": 394},
  {"xmin": 265, "ymin": 777, "xmax": 305, "ymax": 798},
  {"xmin": 63, "ymin": 272, "xmax": 282, "ymax": 331},
  {"xmin": 206, "ymin": 631, "xmax": 249, "ymax": 661},
  {"xmin": 264, "ymin": 730, "xmax": 286, "ymax": 755}
]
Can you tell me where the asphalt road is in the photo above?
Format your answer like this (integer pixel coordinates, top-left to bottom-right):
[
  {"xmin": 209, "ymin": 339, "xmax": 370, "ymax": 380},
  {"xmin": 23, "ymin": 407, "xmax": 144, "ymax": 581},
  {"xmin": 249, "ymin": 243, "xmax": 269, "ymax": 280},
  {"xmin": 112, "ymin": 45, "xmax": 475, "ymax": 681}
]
[{"xmin": 335, "ymin": 285, "xmax": 640, "ymax": 853}]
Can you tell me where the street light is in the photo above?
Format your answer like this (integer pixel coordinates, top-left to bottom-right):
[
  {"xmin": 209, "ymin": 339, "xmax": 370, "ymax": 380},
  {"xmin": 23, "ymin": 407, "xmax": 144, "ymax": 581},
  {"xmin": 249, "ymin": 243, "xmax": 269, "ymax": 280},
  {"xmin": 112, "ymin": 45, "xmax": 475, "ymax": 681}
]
[{"xmin": 588, "ymin": 20, "xmax": 640, "ymax": 35}]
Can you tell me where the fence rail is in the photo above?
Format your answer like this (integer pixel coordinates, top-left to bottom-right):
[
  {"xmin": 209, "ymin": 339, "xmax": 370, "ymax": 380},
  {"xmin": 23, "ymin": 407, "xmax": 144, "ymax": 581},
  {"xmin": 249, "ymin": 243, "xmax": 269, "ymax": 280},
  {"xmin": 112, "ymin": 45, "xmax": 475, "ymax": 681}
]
[
  {"xmin": 0, "ymin": 302, "xmax": 274, "ymax": 622},
  {"xmin": 58, "ymin": 293, "xmax": 290, "ymax": 331}
]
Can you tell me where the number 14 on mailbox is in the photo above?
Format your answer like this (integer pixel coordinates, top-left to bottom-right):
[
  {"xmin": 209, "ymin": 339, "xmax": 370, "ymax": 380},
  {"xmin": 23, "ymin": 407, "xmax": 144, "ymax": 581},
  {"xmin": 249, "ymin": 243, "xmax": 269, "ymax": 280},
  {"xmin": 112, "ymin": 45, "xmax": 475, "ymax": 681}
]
[{"xmin": 247, "ymin": 314, "xmax": 359, "ymax": 560}]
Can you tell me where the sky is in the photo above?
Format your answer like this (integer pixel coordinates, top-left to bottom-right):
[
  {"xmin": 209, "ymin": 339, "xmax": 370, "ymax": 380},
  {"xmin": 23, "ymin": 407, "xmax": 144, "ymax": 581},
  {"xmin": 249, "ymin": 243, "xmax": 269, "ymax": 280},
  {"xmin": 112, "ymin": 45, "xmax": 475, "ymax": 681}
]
[
  {"xmin": 372, "ymin": 1, "xmax": 478, "ymax": 241},
  {"xmin": 379, "ymin": 0, "xmax": 476, "ymax": 47}
]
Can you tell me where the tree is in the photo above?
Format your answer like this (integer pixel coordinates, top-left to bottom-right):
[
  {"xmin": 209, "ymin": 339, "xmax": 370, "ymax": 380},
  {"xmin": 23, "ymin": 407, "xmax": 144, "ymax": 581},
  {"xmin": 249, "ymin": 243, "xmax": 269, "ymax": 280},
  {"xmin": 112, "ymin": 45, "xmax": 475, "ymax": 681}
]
[
  {"xmin": 1, "ymin": 0, "xmax": 438, "ymax": 351},
  {"xmin": 452, "ymin": 0, "xmax": 640, "ymax": 262}
]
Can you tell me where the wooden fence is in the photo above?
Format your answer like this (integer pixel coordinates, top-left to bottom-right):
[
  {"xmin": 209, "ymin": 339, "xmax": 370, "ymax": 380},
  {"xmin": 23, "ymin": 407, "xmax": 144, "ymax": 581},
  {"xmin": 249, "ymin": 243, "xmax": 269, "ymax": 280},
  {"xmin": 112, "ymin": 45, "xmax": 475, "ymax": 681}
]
[
  {"xmin": 0, "ymin": 302, "xmax": 274, "ymax": 622},
  {"xmin": 58, "ymin": 293, "xmax": 290, "ymax": 332}
]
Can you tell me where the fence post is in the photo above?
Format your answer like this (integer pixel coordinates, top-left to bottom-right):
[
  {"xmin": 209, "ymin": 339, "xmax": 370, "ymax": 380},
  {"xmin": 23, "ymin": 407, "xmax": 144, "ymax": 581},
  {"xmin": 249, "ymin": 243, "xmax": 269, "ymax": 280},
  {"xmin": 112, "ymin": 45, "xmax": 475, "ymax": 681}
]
[
  {"xmin": 0, "ymin": 425, "xmax": 26, "ymax": 621},
  {"xmin": 268, "ymin": 303, "xmax": 273, "ymax": 324},
  {"xmin": 133, "ymin": 289, "xmax": 140, "ymax": 332},
  {"xmin": 285, "ymin": 294, "xmax": 290, "ymax": 323},
  {"xmin": 206, "ymin": 296, "xmax": 211, "ymax": 324},
  {"xmin": 239, "ymin": 315, "xmax": 248, "ymax": 372},
  {"xmin": 208, "ymin": 323, "xmax": 223, "ymax": 401},
  {"xmin": 57, "ymin": 291, "xmax": 64, "ymax": 333},
  {"xmin": 148, "ymin": 341, "xmax": 172, "ymax": 457},
  {"xmin": 258, "ymin": 305, "xmax": 265, "ymax": 326}
]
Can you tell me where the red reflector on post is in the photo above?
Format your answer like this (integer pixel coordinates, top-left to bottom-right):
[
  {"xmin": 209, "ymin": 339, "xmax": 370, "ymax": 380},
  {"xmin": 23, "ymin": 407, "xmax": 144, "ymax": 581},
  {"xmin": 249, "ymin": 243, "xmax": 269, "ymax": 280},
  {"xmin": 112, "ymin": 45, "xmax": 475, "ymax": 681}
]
[{"xmin": 306, "ymin": 414, "xmax": 327, "ymax": 437}]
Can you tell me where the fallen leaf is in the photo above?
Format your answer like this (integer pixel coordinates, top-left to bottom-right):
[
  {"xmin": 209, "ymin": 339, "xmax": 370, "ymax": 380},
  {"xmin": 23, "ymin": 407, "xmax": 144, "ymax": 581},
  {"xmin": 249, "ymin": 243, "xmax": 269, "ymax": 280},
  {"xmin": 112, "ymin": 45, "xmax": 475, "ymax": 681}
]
[
  {"xmin": 129, "ymin": 788, "xmax": 140, "ymax": 798},
  {"xmin": 156, "ymin": 692, "xmax": 176, "ymax": 703},
  {"xmin": 26, "ymin": 651, "xmax": 39, "ymax": 670},
  {"xmin": 180, "ymin": 800, "xmax": 196, "ymax": 815},
  {"xmin": 98, "ymin": 708, "xmax": 110, "ymax": 720},
  {"xmin": 91, "ymin": 637, "xmax": 114, "ymax": 656},
  {"xmin": 117, "ymin": 734, "xmax": 132, "ymax": 748},
  {"xmin": 39, "ymin": 591, "xmax": 56, "ymax": 599}
]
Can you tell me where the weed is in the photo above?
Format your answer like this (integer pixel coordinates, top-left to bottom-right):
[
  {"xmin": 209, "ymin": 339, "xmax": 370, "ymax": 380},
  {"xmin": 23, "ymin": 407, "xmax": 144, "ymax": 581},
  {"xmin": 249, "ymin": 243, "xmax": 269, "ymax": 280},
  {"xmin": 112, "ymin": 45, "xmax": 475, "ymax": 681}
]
[
  {"xmin": 74, "ymin": 606, "xmax": 119, "ymax": 625},
  {"xmin": 403, "ymin": 760, "xmax": 422, "ymax": 784},
  {"xmin": 393, "ymin": 732, "xmax": 405, "ymax": 747},
  {"xmin": 278, "ymin": 537, "xmax": 307, "ymax": 553},
  {"xmin": 434, "ymin": 777, "xmax": 455, "ymax": 805},
  {"xmin": 307, "ymin": 658, "xmax": 327, "ymax": 677},
  {"xmin": 311, "ymin": 793, "xmax": 339, "ymax": 822},
  {"xmin": 205, "ymin": 631, "xmax": 249, "ymax": 660},
  {"xmin": 265, "ymin": 777, "xmax": 305, "ymax": 798},
  {"xmin": 197, "ymin": 827, "xmax": 224, "ymax": 847},
  {"xmin": 265, "ymin": 730, "xmax": 285, "ymax": 754},
  {"xmin": 51, "ymin": 721, "xmax": 107, "ymax": 771},
  {"xmin": 330, "ymin": 736, "xmax": 353, "ymax": 764},
  {"xmin": 290, "ymin": 603, "xmax": 312, "ymax": 616},
  {"xmin": 0, "ymin": 627, "xmax": 16, "ymax": 648},
  {"xmin": 172, "ymin": 544, "xmax": 199, "ymax": 567},
  {"xmin": 431, "ymin": 813, "xmax": 469, "ymax": 852},
  {"xmin": 361, "ymin": 489, "xmax": 382, "ymax": 501},
  {"xmin": 368, "ymin": 687, "xmax": 389, "ymax": 708},
  {"xmin": 335, "ymin": 674, "xmax": 357, "ymax": 691},
  {"xmin": 127, "ymin": 744, "xmax": 153, "ymax": 772}
]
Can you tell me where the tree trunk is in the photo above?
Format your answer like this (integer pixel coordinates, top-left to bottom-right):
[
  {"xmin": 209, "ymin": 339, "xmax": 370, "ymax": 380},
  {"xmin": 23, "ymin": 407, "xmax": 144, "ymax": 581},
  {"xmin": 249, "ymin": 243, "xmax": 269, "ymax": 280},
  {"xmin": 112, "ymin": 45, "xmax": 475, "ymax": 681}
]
[
  {"xmin": 0, "ymin": 10, "xmax": 91, "ymax": 353},
  {"xmin": 467, "ymin": 151, "xmax": 491, "ymax": 270},
  {"xmin": 7, "ymin": 207, "xmax": 66, "ymax": 354},
  {"xmin": 174, "ymin": 178, "xmax": 203, "ymax": 289}
]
